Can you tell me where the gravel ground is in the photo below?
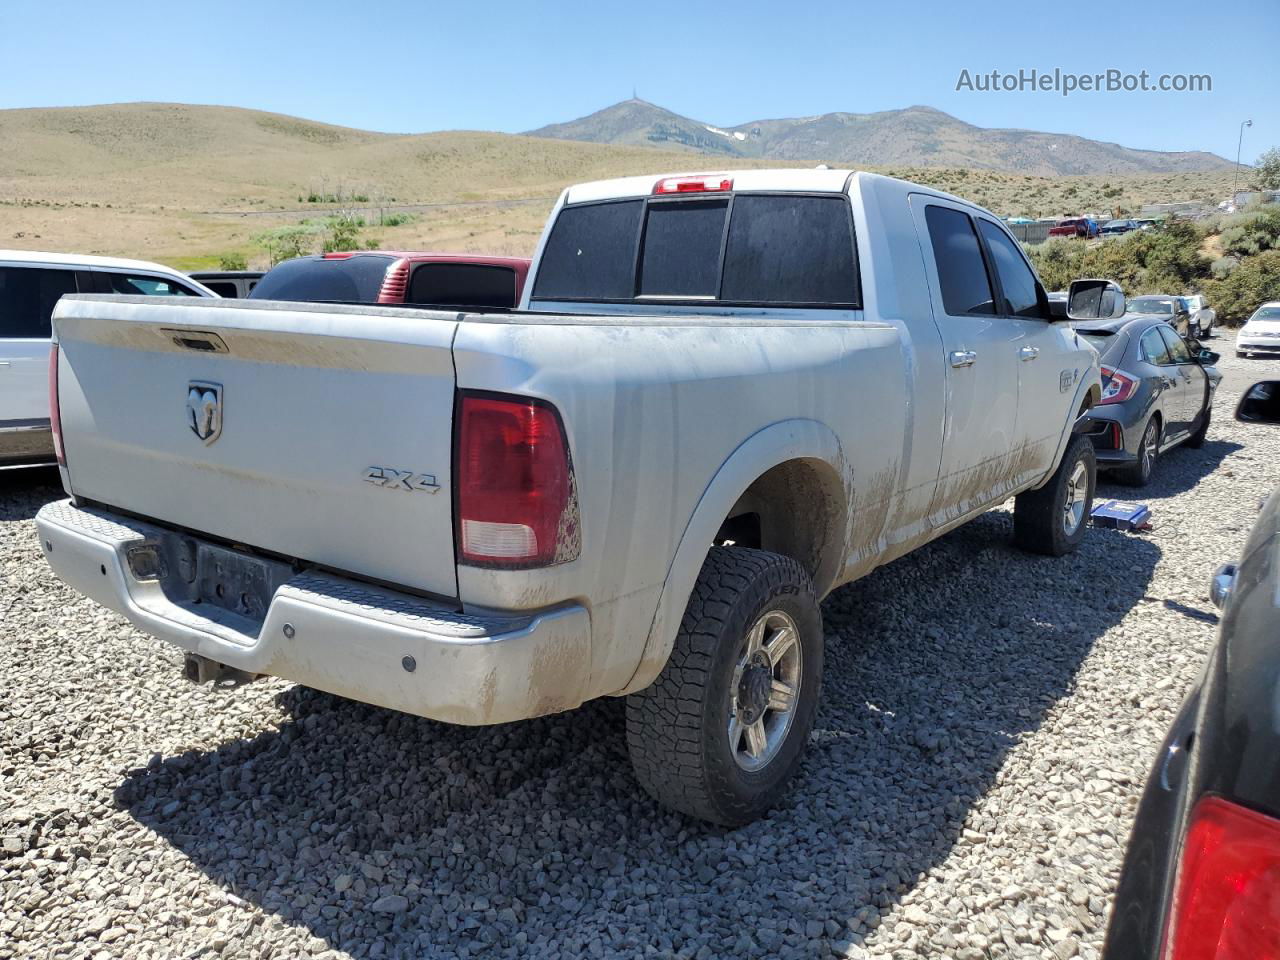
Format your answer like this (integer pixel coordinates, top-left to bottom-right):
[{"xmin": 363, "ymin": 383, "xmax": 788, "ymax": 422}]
[{"xmin": 3, "ymin": 348, "xmax": 1279, "ymax": 960}]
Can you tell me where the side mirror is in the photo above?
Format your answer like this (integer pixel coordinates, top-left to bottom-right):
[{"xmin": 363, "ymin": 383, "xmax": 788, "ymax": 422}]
[
  {"xmin": 1198, "ymin": 349, "xmax": 1220, "ymax": 365},
  {"xmin": 1236, "ymin": 381, "xmax": 1280, "ymax": 424},
  {"xmin": 1066, "ymin": 279, "xmax": 1125, "ymax": 321}
]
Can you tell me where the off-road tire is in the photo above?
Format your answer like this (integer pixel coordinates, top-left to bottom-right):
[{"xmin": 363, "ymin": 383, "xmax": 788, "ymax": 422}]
[
  {"xmin": 625, "ymin": 546, "xmax": 823, "ymax": 826},
  {"xmin": 1013, "ymin": 435, "xmax": 1096, "ymax": 556},
  {"xmin": 1115, "ymin": 416, "xmax": 1160, "ymax": 487},
  {"xmin": 1185, "ymin": 406, "xmax": 1211, "ymax": 449}
]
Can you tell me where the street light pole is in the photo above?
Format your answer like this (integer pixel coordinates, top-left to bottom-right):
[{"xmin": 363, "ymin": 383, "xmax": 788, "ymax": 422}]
[{"xmin": 1234, "ymin": 119, "xmax": 1254, "ymax": 206}]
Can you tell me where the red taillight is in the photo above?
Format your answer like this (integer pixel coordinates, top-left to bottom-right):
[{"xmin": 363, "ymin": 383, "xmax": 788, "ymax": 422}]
[
  {"xmin": 1099, "ymin": 365, "xmax": 1139, "ymax": 405},
  {"xmin": 377, "ymin": 258, "xmax": 409, "ymax": 304},
  {"xmin": 48, "ymin": 344, "xmax": 64, "ymax": 466},
  {"xmin": 455, "ymin": 393, "xmax": 578, "ymax": 568},
  {"xmin": 653, "ymin": 175, "xmax": 734, "ymax": 195},
  {"xmin": 1162, "ymin": 796, "xmax": 1280, "ymax": 960}
]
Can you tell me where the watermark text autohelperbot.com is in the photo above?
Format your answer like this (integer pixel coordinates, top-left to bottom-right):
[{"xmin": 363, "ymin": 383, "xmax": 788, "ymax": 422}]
[{"xmin": 956, "ymin": 68, "xmax": 1211, "ymax": 96}]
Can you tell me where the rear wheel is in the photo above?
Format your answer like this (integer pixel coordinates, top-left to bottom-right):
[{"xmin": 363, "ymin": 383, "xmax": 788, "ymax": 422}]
[
  {"xmin": 1014, "ymin": 435, "xmax": 1096, "ymax": 556},
  {"xmin": 1116, "ymin": 417, "xmax": 1160, "ymax": 486},
  {"xmin": 626, "ymin": 546, "xmax": 823, "ymax": 826}
]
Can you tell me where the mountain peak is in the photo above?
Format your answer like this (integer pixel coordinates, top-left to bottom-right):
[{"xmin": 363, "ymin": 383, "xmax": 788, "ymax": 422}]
[{"xmin": 525, "ymin": 101, "xmax": 1232, "ymax": 175}]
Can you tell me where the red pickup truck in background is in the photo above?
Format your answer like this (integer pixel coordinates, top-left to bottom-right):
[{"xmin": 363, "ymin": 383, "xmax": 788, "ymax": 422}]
[
  {"xmin": 1048, "ymin": 217, "xmax": 1100, "ymax": 239},
  {"xmin": 249, "ymin": 251, "xmax": 532, "ymax": 309}
]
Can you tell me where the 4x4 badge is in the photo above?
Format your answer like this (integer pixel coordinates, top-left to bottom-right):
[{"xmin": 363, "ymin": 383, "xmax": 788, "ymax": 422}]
[{"xmin": 186, "ymin": 381, "xmax": 223, "ymax": 445}]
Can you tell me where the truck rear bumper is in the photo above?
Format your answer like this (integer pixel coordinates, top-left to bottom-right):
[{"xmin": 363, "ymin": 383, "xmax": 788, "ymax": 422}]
[{"xmin": 35, "ymin": 499, "xmax": 592, "ymax": 725}]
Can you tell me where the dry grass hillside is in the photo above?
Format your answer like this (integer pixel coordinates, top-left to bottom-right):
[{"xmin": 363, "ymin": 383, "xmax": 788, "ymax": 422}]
[{"xmin": 0, "ymin": 102, "xmax": 1240, "ymax": 271}]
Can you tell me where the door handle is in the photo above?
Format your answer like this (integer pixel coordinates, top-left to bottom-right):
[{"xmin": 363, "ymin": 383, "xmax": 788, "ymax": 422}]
[
  {"xmin": 1018, "ymin": 346, "xmax": 1040, "ymax": 361},
  {"xmin": 949, "ymin": 350, "xmax": 977, "ymax": 368}
]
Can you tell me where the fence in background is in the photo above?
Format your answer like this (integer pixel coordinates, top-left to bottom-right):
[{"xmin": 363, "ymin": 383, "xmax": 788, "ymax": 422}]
[{"xmin": 1007, "ymin": 222, "xmax": 1053, "ymax": 245}]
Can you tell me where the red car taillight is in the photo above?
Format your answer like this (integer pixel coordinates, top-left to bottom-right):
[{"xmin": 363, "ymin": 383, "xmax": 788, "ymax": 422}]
[
  {"xmin": 49, "ymin": 343, "xmax": 65, "ymax": 466},
  {"xmin": 1099, "ymin": 365, "xmax": 1139, "ymax": 405},
  {"xmin": 455, "ymin": 393, "xmax": 578, "ymax": 568},
  {"xmin": 1162, "ymin": 796, "xmax": 1280, "ymax": 960}
]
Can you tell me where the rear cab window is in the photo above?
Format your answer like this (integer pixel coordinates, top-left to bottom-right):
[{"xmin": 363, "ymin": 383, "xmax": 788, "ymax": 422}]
[
  {"xmin": 531, "ymin": 192, "xmax": 859, "ymax": 309},
  {"xmin": 408, "ymin": 263, "xmax": 517, "ymax": 309}
]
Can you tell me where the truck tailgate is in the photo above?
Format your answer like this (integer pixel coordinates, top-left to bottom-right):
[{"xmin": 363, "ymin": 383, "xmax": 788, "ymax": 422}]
[{"xmin": 53, "ymin": 295, "xmax": 459, "ymax": 597}]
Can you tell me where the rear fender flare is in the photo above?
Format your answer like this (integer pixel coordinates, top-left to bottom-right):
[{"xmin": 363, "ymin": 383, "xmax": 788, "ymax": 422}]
[{"xmin": 617, "ymin": 419, "xmax": 848, "ymax": 695}]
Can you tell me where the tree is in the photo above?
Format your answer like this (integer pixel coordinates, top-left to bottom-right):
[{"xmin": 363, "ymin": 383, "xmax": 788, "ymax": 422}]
[{"xmin": 1255, "ymin": 147, "xmax": 1280, "ymax": 192}]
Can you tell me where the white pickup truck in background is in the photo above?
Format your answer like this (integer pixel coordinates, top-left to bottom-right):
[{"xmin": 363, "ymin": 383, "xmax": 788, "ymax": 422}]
[{"xmin": 37, "ymin": 169, "xmax": 1107, "ymax": 824}]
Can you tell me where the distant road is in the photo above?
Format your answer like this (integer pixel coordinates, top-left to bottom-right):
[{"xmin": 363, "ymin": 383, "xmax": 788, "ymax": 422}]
[{"xmin": 202, "ymin": 196, "xmax": 557, "ymax": 220}]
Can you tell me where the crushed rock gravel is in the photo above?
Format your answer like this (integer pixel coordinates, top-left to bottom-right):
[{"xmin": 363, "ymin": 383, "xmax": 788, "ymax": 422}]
[{"xmin": 3, "ymin": 349, "xmax": 1278, "ymax": 960}]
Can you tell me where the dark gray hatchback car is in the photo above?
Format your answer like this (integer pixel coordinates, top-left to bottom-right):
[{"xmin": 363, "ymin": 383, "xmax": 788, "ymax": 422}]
[{"xmin": 1073, "ymin": 315, "xmax": 1221, "ymax": 485}]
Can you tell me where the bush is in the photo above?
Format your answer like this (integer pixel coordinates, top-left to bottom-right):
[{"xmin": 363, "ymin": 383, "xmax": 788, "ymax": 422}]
[
  {"xmin": 1211, "ymin": 256, "xmax": 1239, "ymax": 278},
  {"xmin": 252, "ymin": 225, "xmax": 319, "ymax": 265},
  {"xmin": 1218, "ymin": 206, "xmax": 1280, "ymax": 258},
  {"xmin": 1026, "ymin": 221, "xmax": 1209, "ymax": 295},
  {"xmin": 321, "ymin": 215, "xmax": 365, "ymax": 253},
  {"xmin": 218, "ymin": 252, "xmax": 248, "ymax": 271},
  {"xmin": 1204, "ymin": 250, "xmax": 1280, "ymax": 324}
]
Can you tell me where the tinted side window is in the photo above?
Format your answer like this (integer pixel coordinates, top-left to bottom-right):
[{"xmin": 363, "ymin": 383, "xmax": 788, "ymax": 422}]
[
  {"xmin": 977, "ymin": 220, "xmax": 1042, "ymax": 318},
  {"xmin": 532, "ymin": 200, "xmax": 643, "ymax": 300},
  {"xmin": 721, "ymin": 195, "xmax": 857, "ymax": 304},
  {"xmin": 202, "ymin": 281, "xmax": 238, "ymax": 298},
  {"xmin": 1159, "ymin": 324, "xmax": 1192, "ymax": 363},
  {"xmin": 107, "ymin": 274, "xmax": 197, "ymax": 296},
  {"xmin": 1141, "ymin": 327, "xmax": 1172, "ymax": 365},
  {"xmin": 638, "ymin": 200, "xmax": 727, "ymax": 298},
  {"xmin": 925, "ymin": 206, "xmax": 995, "ymax": 316},
  {"xmin": 0, "ymin": 267, "xmax": 77, "ymax": 338},
  {"xmin": 408, "ymin": 263, "xmax": 516, "ymax": 308}
]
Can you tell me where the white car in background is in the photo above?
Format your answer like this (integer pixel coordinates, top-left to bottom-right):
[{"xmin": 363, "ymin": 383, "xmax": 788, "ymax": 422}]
[
  {"xmin": 0, "ymin": 251, "xmax": 216, "ymax": 468},
  {"xmin": 1237, "ymin": 302, "xmax": 1280, "ymax": 358}
]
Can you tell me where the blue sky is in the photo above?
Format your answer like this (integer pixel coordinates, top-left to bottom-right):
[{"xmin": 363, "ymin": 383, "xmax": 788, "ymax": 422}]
[{"xmin": 1, "ymin": 0, "xmax": 1276, "ymax": 162}]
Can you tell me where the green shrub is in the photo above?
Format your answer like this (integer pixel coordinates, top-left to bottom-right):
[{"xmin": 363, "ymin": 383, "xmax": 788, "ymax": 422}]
[
  {"xmin": 1219, "ymin": 206, "xmax": 1280, "ymax": 258},
  {"xmin": 1027, "ymin": 221, "xmax": 1209, "ymax": 295},
  {"xmin": 321, "ymin": 214, "xmax": 366, "ymax": 253},
  {"xmin": 252, "ymin": 225, "xmax": 319, "ymax": 265},
  {"xmin": 218, "ymin": 252, "xmax": 248, "ymax": 271},
  {"xmin": 1211, "ymin": 256, "xmax": 1239, "ymax": 278},
  {"xmin": 1204, "ymin": 250, "xmax": 1280, "ymax": 324}
]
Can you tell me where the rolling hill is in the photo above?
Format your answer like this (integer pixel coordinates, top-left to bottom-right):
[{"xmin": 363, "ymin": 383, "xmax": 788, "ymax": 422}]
[
  {"xmin": 527, "ymin": 100, "xmax": 1234, "ymax": 176},
  {"xmin": 0, "ymin": 102, "xmax": 1239, "ymax": 269}
]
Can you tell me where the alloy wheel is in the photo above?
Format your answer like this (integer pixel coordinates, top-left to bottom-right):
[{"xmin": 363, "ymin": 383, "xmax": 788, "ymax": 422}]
[
  {"xmin": 728, "ymin": 609, "xmax": 803, "ymax": 772},
  {"xmin": 1062, "ymin": 458, "xmax": 1090, "ymax": 536}
]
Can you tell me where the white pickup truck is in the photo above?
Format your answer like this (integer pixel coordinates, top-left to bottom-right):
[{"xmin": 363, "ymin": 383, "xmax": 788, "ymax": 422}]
[{"xmin": 37, "ymin": 169, "xmax": 1107, "ymax": 824}]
